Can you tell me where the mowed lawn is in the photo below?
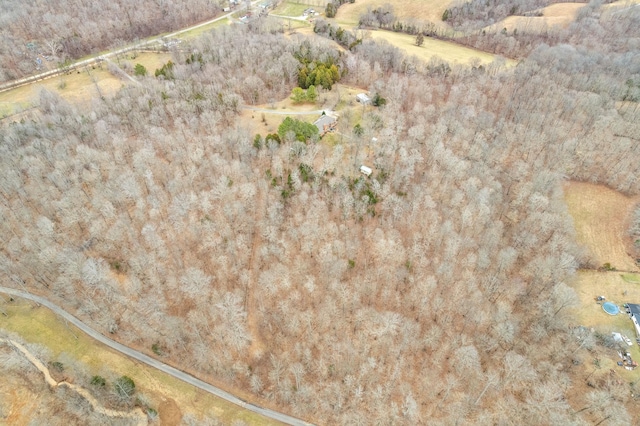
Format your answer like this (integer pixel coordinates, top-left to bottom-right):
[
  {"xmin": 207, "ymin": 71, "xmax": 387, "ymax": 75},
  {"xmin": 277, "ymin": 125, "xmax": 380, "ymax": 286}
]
[
  {"xmin": 0, "ymin": 298, "xmax": 280, "ymax": 425},
  {"xmin": 570, "ymin": 271, "xmax": 640, "ymax": 381},
  {"xmin": 564, "ymin": 181, "xmax": 640, "ymax": 383},
  {"xmin": 273, "ymin": 0, "xmax": 317, "ymax": 17},
  {"xmin": 369, "ymin": 30, "xmax": 517, "ymax": 66},
  {"xmin": 564, "ymin": 181, "xmax": 640, "ymax": 272}
]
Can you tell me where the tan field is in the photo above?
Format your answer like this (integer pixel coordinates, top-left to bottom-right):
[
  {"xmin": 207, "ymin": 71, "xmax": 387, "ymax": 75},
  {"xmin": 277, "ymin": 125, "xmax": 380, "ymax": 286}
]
[
  {"xmin": 335, "ymin": 0, "xmax": 453, "ymax": 26},
  {"xmin": 569, "ymin": 271, "xmax": 640, "ymax": 386},
  {"xmin": 486, "ymin": 3, "xmax": 584, "ymax": 33},
  {"xmin": 564, "ymin": 181, "xmax": 640, "ymax": 395},
  {"xmin": 0, "ymin": 52, "xmax": 171, "ymax": 119},
  {"xmin": 368, "ymin": 30, "xmax": 517, "ymax": 66},
  {"xmin": 0, "ymin": 298, "xmax": 280, "ymax": 425},
  {"xmin": 564, "ymin": 181, "xmax": 640, "ymax": 272}
]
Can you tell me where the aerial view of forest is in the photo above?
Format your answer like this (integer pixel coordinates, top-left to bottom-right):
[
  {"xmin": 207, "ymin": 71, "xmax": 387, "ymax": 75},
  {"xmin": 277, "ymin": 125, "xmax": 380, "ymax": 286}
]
[{"xmin": 1, "ymin": 0, "xmax": 640, "ymax": 424}]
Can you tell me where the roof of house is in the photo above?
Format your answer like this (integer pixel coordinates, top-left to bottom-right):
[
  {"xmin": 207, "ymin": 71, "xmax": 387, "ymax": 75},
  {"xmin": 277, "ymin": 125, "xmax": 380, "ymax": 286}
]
[
  {"xmin": 314, "ymin": 115, "xmax": 336, "ymax": 133},
  {"xmin": 628, "ymin": 303, "xmax": 640, "ymax": 317}
]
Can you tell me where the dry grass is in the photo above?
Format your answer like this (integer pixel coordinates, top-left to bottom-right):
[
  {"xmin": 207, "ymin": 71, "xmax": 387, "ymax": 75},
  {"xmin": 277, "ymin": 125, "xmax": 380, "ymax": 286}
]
[
  {"xmin": 368, "ymin": 30, "xmax": 516, "ymax": 66},
  {"xmin": 0, "ymin": 68, "xmax": 121, "ymax": 118},
  {"xmin": 335, "ymin": 0, "xmax": 453, "ymax": 26},
  {"xmin": 241, "ymin": 87, "xmax": 336, "ymax": 136},
  {"xmin": 127, "ymin": 51, "xmax": 173, "ymax": 72},
  {"xmin": 564, "ymin": 181, "xmax": 640, "ymax": 272},
  {"xmin": 0, "ymin": 298, "xmax": 280, "ymax": 425},
  {"xmin": 564, "ymin": 181, "xmax": 640, "ymax": 405},
  {"xmin": 569, "ymin": 271, "xmax": 640, "ymax": 382},
  {"xmin": 273, "ymin": 0, "xmax": 318, "ymax": 17},
  {"xmin": 0, "ymin": 52, "xmax": 172, "ymax": 119},
  {"xmin": 178, "ymin": 18, "xmax": 231, "ymax": 40},
  {"xmin": 486, "ymin": 3, "xmax": 584, "ymax": 34}
]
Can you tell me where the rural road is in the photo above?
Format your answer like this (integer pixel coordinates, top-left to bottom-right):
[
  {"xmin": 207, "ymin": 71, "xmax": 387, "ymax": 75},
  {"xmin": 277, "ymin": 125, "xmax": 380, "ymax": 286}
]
[
  {"xmin": 0, "ymin": 1, "xmax": 261, "ymax": 94},
  {"xmin": 0, "ymin": 286, "xmax": 314, "ymax": 426},
  {"xmin": 243, "ymin": 106, "xmax": 331, "ymax": 115}
]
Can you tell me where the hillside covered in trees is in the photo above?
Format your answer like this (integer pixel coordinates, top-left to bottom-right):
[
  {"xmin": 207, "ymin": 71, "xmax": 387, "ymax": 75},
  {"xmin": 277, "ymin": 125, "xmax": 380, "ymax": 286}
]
[
  {"xmin": 1, "ymin": 2, "xmax": 640, "ymax": 424},
  {"xmin": 0, "ymin": 0, "xmax": 224, "ymax": 82}
]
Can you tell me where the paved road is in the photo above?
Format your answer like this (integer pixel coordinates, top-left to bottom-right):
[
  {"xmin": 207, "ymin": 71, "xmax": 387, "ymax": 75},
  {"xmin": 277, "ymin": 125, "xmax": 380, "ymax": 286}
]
[
  {"xmin": 0, "ymin": 3, "xmax": 260, "ymax": 94},
  {"xmin": 0, "ymin": 286, "xmax": 314, "ymax": 426}
]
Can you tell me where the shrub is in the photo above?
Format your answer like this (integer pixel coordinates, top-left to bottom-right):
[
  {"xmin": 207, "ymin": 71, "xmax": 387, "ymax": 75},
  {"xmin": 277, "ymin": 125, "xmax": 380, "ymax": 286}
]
[
  {"xmin": 114, "ymin": 376, "xmax": 136, "ymax": 398},
  {"xmin": 134, "ymin": 63, "xmax": 147, "ymax": 76},
  {"xmin": 90, "ymin": 375, "xmax": 106, "ymax": 387}
]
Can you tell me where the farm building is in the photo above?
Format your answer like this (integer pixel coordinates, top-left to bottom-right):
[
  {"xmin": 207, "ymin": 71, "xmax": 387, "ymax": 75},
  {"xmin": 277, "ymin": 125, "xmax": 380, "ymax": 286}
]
[{"xmin": 314, "ymin": 114, "xmax": 337, "ymax": 136}]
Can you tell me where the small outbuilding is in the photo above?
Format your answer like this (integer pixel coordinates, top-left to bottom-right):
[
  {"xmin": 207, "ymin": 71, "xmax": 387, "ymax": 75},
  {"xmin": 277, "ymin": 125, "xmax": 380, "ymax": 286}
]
[
  {"xmin": 360, "ymin": 165, "xmax": 372, "ymax": 177},
  {"xmin": 356, "ymin": 93, "xmax": 371, "ymax": 104}
]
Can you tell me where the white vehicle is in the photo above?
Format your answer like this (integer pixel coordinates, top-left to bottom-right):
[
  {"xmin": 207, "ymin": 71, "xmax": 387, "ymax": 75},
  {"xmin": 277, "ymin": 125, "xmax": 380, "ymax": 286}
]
[{"xmin": 623, "ymin": 335, "xmax": 634, "ymax": 346}]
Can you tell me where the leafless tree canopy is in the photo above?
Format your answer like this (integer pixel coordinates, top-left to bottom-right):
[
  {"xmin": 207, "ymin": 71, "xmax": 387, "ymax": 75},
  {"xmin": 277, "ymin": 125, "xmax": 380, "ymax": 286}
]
[
  {"xmin": 0, "ymin": 0, "xmax": 224, "ymax": 81},
  {"xmin": 1, "ymin": 10, "xmax": 639, "ymax": 424}
]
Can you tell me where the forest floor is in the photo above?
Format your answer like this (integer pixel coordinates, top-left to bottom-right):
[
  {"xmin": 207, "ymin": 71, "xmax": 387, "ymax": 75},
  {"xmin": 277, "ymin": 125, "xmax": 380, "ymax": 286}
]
[
  {"xmin": 0, "ymin": 298, "xmax": 281, "ymax": 425},
  {"xmin": 564, "ymin": 181, "xmax": 640, "ymax": 407}
]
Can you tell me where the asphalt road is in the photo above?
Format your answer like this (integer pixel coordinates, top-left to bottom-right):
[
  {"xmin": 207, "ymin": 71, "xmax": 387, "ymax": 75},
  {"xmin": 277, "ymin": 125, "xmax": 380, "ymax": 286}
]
[
  {"xmin": 0, "ymin": 2, "xmax": 260, "ymax": 93},
  {"xmin": 0, "ymin": 286, "xmax": 314, "ymax": 426}
]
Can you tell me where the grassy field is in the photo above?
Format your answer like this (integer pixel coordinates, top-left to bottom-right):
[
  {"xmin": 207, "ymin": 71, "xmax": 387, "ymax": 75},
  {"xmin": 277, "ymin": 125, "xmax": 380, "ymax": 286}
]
[
  {"xmin": 242, "ymin": 105, "xmax": 322, "ymax": 136},
  {"xmin": 564, "ymin": 181, "xmax": 640, "ymax": 271},
  {"xmin": 564, "ymin": 181, "xmax": 640, "ymax": 389},
  {"xmin": 570, "ymin": 271, "xmax": 640, "ymax": 382},
  {"xmin": 335, "ymin": 0, "xmax": 453, "ymax": 26},
  {"xmin": 486, "ymin": 3, "xmax": 584, "ymax": 34},
  {"xmin": 0, "ymin": 52, "xmax": 171, "ymax": 119},
  {"xmin": 368, "ymin": 30, "xmax": 517, "ymax": 66},
  {"xmin": 178, "ymin": 17, "xmax": 231, "ymax": 40},
  {"xmin": 0, "ymin": 297, "xmax": 281, "ymax": 425},
  {"xmin": 0, "ymin": 68, "xmax": 121, "ymax": 118},
  {"xmin": 273, "ymin": 0, "xmax": 318, "ymax": 17}
]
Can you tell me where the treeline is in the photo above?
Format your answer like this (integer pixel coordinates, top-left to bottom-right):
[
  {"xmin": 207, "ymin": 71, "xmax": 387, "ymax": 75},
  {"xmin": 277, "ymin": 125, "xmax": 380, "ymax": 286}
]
[
  {"xmin": 1, "ymin": 18, "xmax": 640, "ymax": 425},
  {"xmin": 453, "ymin": 2, "xmax": 639, "ymax": 60},
  {"xmin": 0, "ymin": 0, "xmax": 224, "ymax": 82},
  {"xmin": 325, "ymin": 0, "xmax": 354, "ymax": 19}
]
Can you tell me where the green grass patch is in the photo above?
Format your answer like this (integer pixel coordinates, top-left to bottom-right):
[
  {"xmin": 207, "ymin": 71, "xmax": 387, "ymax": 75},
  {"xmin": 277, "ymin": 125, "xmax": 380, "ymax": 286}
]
[
  {"xmin": 269, "ymin": 15, "xmax": 312, "ymax": 29},
  {"xmin": 179, "ymin": 18, "xmax": 230, "ymax": 40},
  {"xmin": 621, "ymin": 273, "xmax": 640, "ymax": 284},
  {"xmin": 273, "ymin": 1, "xmax": 314, "ymax": 17},
  {"xmin": 0, "ymin": 297, "xmax": 279, "ymax": 424}
]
